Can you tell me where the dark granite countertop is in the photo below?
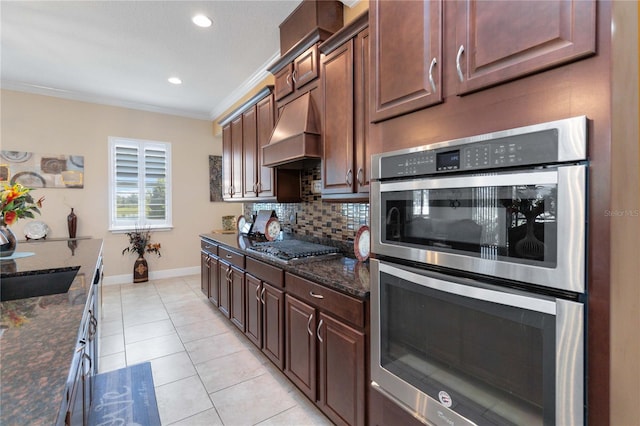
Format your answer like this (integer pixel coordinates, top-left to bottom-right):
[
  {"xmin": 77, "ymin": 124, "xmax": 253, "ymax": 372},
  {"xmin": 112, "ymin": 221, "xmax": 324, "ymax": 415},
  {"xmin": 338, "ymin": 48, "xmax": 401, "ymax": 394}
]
[
  {"xmin": 0, "ymin": 238, "xmax": 103, "ymax": 425},
  {"xmin": 200, "ymin": 233, "xmax": 370, "ymax": 299}
]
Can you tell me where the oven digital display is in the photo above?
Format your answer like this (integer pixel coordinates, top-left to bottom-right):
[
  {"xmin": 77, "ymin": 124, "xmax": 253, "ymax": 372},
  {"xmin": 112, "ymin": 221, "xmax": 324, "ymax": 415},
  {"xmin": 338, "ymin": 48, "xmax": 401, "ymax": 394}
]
[{"xmin": 436, "ymin": 150, "xmax": 460, "ymax": 171}]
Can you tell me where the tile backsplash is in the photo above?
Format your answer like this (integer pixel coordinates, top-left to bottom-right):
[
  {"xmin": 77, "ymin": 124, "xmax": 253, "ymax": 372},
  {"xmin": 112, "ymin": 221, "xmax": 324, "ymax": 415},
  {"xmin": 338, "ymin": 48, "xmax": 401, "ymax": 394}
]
[{"xmin": 244, "ymin": 165, "xmax": 369, "ymax": 252}]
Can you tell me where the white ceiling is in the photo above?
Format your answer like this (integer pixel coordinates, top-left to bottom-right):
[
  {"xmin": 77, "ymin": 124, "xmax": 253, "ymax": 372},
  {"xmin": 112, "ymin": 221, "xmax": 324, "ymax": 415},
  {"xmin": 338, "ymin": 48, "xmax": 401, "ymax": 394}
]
[{"xmin": 1, "ymin": 0, "xmax": 313, "ymax": 121}]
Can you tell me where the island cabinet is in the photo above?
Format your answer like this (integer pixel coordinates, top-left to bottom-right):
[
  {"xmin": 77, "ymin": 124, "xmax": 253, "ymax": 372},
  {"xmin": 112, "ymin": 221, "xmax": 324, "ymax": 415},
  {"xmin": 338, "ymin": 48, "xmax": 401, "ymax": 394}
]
[
  {"xmin": 200, "ymin": 239, "xmax": 219, "ymax": 304},
  {"xmin": 64, "ymin": 280, "xmax": 99, "ymax": 425},
  {"xmin": 320, "ymin": 12, "xmax": 370, "ymax": 200},
  {"xmin": 218, "ymin": 247, "xmax": 245, "ymax": 331},
  {"xmin": 284, "ymin": 272, "xmax": 366, "ymax": 426},
  {"xmin": 369, "ymin": 0, "xmax": 596, "ymax": 122},
  {"xmin": 245, "ymin": 257, "xmax": 286, "ymax": 370}
]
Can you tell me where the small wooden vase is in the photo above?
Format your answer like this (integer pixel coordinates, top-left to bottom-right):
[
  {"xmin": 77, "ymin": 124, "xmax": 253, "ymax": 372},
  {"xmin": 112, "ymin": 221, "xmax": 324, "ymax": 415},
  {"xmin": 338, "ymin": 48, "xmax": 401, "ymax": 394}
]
[{"xmin": 133, "ymin": 256, "xmax": 149, "ymax": 283}]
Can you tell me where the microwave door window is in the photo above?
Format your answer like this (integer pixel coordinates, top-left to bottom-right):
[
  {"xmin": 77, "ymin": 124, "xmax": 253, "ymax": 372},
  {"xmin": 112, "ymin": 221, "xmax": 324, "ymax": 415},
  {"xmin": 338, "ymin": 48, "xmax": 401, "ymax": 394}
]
[{"xmin": 381, "ymin": 183, "xmax": 558, "ymax": 267}]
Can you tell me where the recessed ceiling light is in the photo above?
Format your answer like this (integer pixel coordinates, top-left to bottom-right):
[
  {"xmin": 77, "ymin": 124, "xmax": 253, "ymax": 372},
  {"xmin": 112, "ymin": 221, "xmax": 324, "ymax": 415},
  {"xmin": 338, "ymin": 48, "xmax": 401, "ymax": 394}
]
[
  {"xmin": 192, "ymin": 14, "xmax": 212, "ymax": 28},
  {"xmin": 168, "ymin": 77, "xmax": 182, "ymax": 85}
]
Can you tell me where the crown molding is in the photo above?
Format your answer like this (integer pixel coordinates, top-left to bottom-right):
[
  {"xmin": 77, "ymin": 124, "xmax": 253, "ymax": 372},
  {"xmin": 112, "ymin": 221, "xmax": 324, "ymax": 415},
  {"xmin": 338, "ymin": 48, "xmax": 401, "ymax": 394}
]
[{"xmin": 1, "ymin": 80, "xmax": 212, "ymax": 120}]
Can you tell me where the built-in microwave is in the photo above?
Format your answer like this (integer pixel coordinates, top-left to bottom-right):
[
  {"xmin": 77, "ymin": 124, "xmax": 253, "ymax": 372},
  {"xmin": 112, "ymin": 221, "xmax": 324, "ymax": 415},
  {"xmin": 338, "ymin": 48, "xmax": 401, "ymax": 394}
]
[{"xmin": 371, "ymin": 116, "xmax": 588, "ymax": 293}]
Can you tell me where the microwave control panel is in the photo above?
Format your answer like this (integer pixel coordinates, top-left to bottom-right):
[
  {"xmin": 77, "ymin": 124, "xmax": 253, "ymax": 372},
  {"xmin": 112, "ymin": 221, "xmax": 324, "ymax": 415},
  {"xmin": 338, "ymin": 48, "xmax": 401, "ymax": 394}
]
[{"xmin": 379, "ymin": 128, "xmax": 560, "ymax": 179}]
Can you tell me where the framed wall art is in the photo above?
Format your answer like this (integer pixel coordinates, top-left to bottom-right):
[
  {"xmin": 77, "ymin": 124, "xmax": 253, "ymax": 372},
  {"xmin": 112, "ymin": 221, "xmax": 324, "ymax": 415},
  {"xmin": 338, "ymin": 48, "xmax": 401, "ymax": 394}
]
[{"xmin": 0, "ymin": 150, "xmax": 84, "ymax": 188}]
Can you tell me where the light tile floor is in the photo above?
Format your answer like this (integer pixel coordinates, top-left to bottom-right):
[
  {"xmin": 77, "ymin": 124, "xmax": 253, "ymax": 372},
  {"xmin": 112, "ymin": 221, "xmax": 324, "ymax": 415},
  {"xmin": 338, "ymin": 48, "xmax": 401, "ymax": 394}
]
[{"xmin": 99, "ymin": 274, "xmax": 333, "ymax": 426}]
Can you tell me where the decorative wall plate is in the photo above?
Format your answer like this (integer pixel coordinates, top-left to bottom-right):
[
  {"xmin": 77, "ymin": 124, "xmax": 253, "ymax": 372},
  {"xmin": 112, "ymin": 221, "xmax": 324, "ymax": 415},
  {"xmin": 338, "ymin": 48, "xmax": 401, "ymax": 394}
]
[
  {"xmin": 354, "ymin": 225, "xmax": 370, "ymax": 262},
  {"xmin": 24, "ymin": 221, "xmax": 50, "ymax": 240},
  {"xmin": 265, "ymin": 217, "xmax": 281, "ymax": 241}
]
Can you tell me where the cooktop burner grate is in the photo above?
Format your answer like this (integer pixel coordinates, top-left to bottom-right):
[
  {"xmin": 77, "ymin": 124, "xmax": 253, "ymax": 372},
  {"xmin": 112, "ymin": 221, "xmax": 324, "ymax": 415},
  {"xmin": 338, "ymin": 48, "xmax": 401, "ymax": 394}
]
[{"xmin": 248, "ymin": 240, "xmax": 340, "ymax": 264}]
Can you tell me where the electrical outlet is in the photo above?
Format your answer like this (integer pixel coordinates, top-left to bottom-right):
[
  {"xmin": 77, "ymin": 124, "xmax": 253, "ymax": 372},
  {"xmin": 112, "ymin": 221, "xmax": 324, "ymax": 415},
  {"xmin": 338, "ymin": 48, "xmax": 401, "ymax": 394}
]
[{"xmin": 312, "ymin": 180, "xmax": 322, "ymax": 194}]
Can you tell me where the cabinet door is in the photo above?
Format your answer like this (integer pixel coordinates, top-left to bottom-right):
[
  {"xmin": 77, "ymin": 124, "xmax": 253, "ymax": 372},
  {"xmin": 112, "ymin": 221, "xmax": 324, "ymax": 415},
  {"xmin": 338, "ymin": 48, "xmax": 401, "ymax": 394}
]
[
  {"xmin": 284, "ymin": 294, "xmax": 317, "ymax": 401},
  {"xmin": 294, "ymin": 44, "xmax": 320, "ymax": 90},
  {"xmin": 370, "ymin": 0, "xmax": 443, "ymax": 122},
  {"xmin": 354, "ymin": 28, "xmax": 370, "ymax": 195},
  {"xmin": 262, "ymin": 282, "xmax": 285, "ymax": 370},
  {"xmin": 200, "ymin": 252, "xmax": 209, "ymax": 297},
  {"xmin": 218, "ymin": 261, "xmax": 231, "ymax": 318},
  {"xmin": 322, "ymin": 39, "xmax": 355, "ymax": 195},
  {"xmin": 454, "ymin": 0, "xmax": 596, "ymax": 95},
  {"xmin": 245, "ymin": 274, "xmax": 262, "ymax": 348},
  {"xmin": 229, "ymin": 266, "xmax": 245, "ymax": 332},
  {"xmin": 208, "ymin": 255, "xmax": 219, "ymax": 306},
  {"xmin": 274, "ymin": 63, "xmax": 294, "ymax": 101},
  {"xmin": 242, "ymin": 105, "xmax": 258, "ymax": 198},
  {"xmin": 222, "ymin": 124, "xmax": 233, "ymax": 199},
  {"xmin": 256, "ymin": 94, "xmax": 275, "ymax": 197},
  {"xmin": 317, "ymin": 313, "xmax": 366, "ymax": 426},
  {"xmin": 230, "ymin": 116, "xmax": 244, "ymax": 198}
]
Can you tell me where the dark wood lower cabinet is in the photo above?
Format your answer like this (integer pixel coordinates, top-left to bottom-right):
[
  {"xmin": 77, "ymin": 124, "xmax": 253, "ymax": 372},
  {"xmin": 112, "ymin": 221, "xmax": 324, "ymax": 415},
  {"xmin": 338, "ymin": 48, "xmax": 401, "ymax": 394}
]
[
  {"xmin": 284, "ymin": 294, "xmax": 317, "ymax": 400},
  {"xmin": 245, "ymin": 274, "xmax": 262, "ymax": 347},
  {"xmin": 262, "ymin": 283, "xmax": 285, "ymax": 369},
  {"xmin": 318, "ymin": 313, "xmax": 366, "ymax": 426},
  {"xmin": 229, "ymin": 266, "xmax": 245, "ymax": 331},
  {"xmin": 218, "ymin": 261, "xmax": 231, "ymax": 318},
  {"xmin": 208, "ymin": 255, "xmax": 219, "ymax": 306},
  {"xmin": 200, "ymin": 251, "xmax": 209, "ymax": 297}
]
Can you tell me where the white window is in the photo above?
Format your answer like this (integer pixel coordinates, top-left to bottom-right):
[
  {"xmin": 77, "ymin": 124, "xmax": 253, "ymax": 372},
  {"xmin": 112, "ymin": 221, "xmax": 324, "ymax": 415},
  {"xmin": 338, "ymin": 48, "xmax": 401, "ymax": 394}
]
[{"xmin": 108, "ymin": 137, "xmax": 172, "ymax": 231}]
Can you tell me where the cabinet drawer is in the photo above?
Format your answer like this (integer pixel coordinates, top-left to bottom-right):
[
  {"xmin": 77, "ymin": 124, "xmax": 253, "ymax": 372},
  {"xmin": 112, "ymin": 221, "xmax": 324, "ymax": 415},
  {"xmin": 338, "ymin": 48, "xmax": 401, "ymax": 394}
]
[
  {"xmin": 246, "ymin": 257, "xmax": 284, "ymax": 288},
  {"xmin": 200, "ymin": 239, "xmax": 218, "ymax": 255},
  {"xmin": 285, "ymin": 272, "xmax": 364, "ymax": 328},
  {"xmin": 219, "ymin": 247, "xmax": 245, "ymax": 269}
]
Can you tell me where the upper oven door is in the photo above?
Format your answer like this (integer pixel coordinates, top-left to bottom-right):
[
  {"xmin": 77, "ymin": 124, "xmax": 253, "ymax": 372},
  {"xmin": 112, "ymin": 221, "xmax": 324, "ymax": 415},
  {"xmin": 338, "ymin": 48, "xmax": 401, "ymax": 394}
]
[{"xmin": 371, "ymin": 165, "xmax": 586, "ymax": 293}]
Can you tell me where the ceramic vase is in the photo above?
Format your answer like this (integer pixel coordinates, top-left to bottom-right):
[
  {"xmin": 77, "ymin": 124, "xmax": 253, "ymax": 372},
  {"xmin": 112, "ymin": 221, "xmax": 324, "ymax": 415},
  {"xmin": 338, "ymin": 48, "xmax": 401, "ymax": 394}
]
[
  {"xmin": 67, "ymin": 208, "xmax": 77, "ymax": 239},
  {"xmin": 133, "ymin": 255, "xmax": 149, "ymax": 283},
  {"xmin": 0, "ymin": 225, "xmax": 17, "ymax": 258}
]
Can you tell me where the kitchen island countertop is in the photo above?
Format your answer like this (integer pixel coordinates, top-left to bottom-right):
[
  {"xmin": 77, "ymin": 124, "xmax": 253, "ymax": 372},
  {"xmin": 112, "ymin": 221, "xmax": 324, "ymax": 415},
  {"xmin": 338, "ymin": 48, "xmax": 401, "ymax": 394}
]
[
  {"xmin": 0, "ymin": 238, "xmax": 103, "ymax": 425},
  {"xmin": 200, "ymin": 233, "xmax": 370, "ymax": 299}
]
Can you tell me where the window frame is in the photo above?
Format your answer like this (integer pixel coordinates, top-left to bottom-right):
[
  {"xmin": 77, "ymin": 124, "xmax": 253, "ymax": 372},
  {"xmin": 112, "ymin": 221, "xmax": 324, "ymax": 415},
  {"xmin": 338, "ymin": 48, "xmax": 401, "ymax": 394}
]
[{"xmin": 108, "ymin": 136, "xmax": 173, "ymax": 232}]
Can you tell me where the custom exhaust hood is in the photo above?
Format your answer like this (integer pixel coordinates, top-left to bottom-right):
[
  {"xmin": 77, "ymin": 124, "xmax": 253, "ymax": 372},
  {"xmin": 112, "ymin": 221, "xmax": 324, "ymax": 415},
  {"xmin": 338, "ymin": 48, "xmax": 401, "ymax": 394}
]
[{"xmin": 262, "ymin": 92, "xmax": 321, "ymax": 169}]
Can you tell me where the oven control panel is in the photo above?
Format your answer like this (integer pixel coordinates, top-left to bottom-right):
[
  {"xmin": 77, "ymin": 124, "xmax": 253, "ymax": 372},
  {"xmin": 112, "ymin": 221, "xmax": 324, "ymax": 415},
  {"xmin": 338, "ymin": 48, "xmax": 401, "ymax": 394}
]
[{"xmin": 378, "ymin": 128, "xmax": 561, "ymax": 178}]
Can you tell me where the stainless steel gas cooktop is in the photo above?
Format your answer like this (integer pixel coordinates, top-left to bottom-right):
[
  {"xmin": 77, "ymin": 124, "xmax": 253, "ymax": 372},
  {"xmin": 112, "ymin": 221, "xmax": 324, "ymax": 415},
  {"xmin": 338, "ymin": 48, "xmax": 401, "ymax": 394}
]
[{"xmin": 248, "ymin": 240, "xmax": 340, "ymax": 265}]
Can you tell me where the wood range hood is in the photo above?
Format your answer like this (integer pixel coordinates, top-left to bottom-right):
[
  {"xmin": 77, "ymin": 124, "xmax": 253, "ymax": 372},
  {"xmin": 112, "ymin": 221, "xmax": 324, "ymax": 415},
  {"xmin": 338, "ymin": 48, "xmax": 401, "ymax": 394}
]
[{"xmin": 262, "ymin": 92, "xmax": 321, "ymax": 169}]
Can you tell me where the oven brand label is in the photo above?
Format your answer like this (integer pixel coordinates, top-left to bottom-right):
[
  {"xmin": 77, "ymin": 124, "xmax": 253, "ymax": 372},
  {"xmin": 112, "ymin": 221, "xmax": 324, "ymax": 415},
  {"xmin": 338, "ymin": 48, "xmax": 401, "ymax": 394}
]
[{"xmin": 438, "ymin": 391, "xmax": 453, "ymax": 407}]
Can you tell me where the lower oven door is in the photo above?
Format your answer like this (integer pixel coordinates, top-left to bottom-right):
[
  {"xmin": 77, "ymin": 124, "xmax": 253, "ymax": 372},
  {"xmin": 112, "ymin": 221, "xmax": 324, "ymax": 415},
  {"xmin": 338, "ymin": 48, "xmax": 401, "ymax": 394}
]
[{"xmin": 370, "ymin": 259, "xmax": 584, "ymax": 426}]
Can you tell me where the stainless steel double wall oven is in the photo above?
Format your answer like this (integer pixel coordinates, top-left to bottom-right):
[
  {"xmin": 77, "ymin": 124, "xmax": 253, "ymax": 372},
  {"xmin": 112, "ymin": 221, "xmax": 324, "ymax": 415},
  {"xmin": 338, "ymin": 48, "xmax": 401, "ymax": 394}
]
[{"xmin": 370, "ymin": 116, "xmax": 588, "ymax": 426}]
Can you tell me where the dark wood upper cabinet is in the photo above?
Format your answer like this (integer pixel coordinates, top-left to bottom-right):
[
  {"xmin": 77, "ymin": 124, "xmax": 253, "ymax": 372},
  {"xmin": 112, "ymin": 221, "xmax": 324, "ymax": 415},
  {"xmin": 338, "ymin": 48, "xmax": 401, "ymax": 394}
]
[
  {"xmin": 370, "ymin": 0, "xmax": 443, "ymax": 123},
  {"xmin": 221, "ymin": 123, "xmax": 232, "ymax": 199},
  {"xmin": 322, "ymin": 39, "xmax": 354, "ymax": 195},
  {"xmin": 230, "ymin": 115, "xmax": 244, "ymax": 199},
  {"xmin": 454, "ymin": 0, "xmax": 596, "ymax": 95},
  {"xmin": 256, "ymin": 95, "xmax": 275, "ymax": 197},
  {"xmin": 320, "ymin": 12, "xmax": 370, "ymax": 201},
  {"xmin": 274, "ymin": 45, "xmax": 320, "ymax": 102},
  {"xmin": 242, "ymin": 105, "xmax": 257, "ymax": 198}
]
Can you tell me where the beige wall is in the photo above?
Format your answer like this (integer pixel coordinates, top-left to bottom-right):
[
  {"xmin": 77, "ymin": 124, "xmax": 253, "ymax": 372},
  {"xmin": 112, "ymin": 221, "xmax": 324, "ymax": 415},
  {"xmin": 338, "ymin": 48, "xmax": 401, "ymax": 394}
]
[{"xmin": 1, "ymin": 89, "xmax": 241, "ymax": 282}]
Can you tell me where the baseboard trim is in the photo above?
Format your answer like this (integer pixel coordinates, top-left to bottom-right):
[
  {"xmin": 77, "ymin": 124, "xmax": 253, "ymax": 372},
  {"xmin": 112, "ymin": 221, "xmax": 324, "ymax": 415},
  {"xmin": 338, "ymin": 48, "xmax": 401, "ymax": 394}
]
[{"xmin": 103, "ymin": 266, "xmax": 200, "ymax": 286}]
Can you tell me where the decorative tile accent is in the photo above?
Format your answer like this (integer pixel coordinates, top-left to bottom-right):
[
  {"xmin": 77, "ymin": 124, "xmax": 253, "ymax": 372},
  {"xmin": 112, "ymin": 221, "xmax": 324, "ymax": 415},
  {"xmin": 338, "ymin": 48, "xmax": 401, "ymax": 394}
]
[{"xmin": 244, "ymin": 166, "xmax": 369, "ymax": 249}]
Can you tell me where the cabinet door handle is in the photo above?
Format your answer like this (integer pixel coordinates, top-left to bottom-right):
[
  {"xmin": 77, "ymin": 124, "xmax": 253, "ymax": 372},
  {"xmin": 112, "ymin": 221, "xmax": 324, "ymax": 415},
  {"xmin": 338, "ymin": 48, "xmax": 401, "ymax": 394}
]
[
  {"xmin": 309, "ymin": 291, "xmax": 324, "ymax": 299},
  {"xmin": 292, "ymin": 70, "xmax": 297, "ymax": 84},
  {"xmin": 286, "ymin": 73, "xmax": 292, "ymax": 87},
  {"xmin": 260, "ymin": 288, "xmax": 266, "ymax": 305},
  {"xmin": 428, "ymin": 57, "xmax": 437, "ymax": 93},
  {"xmin": 456, "ymin": 45, "xmax": 465, "ymax": 82},
  {"xmin": 307, "ymin": 314, "xmax": 314, "ymax": 336},
  {"xmin": 317, "ymin": 319, "xmax": 324, "ymax": 343},
  {"xmin": 346, "ymin": 169, "xmax": 353, "ymax": 186},
  {"xmin": 257, "ymin": 182, "xmax": 262, "ymax": 193},
  {"xmin": 256, "ymin": 284, "xmax": 261, "ymax": 302},
  {"xmin": 357, "ymin": 167, "xmax": 364, "ymax": 186}
]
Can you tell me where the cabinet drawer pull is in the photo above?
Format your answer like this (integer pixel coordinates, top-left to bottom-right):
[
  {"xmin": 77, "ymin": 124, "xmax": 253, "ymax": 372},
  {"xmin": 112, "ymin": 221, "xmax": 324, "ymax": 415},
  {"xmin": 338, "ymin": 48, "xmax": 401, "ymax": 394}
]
[
  {"xmin": 317, "ymin": 319, "xmax": 324, "ymax": 343},
  {"xmin": 428, "ymin": 57, "xmax": 437, "ymax": 93},
  {"xmin": 309, "ymin": 291, "xmax": 324, "ymax": 299},
  {"xmin": 307, "ymin": 314, "xmax": 314, "ymax": 336},
  {"xmin": 456, "ymin": 45, "xmax": 465, "ymax": 82},
  {"xmin": 225, "ymin": 254, "xmax": 233, "ymax": 259}
]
